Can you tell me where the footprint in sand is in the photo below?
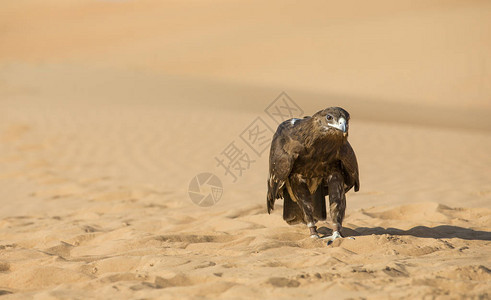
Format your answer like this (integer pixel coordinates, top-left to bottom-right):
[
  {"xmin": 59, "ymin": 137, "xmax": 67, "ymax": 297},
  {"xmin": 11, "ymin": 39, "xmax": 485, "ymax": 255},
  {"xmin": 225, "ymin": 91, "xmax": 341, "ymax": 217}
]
[{"xmin": 267, "ymin": 277, "xmax": 301, "ymax": 288}]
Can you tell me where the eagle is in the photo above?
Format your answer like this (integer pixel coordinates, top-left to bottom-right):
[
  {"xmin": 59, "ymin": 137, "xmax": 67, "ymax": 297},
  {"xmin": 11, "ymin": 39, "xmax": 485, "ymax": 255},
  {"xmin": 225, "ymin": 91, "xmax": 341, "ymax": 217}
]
[{"xmin": 267, "ymin": 107, "xmax": 359, "ymax": 243}]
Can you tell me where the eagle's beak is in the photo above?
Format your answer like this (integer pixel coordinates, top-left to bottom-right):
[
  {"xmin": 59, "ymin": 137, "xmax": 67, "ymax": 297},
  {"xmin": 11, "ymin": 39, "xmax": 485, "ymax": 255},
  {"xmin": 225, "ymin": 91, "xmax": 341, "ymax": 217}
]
[{"xmin": 328, "ymin": 117, "xmax": 346, "ymax": 133}]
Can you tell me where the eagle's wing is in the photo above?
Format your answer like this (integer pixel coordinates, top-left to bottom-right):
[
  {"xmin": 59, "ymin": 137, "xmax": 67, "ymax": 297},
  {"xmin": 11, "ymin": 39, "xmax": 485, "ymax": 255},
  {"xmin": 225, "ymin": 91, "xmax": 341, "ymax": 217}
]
[
  {"xmin": 339, "ymin": 141, "xmax": 360, "ymax": 192},
  {"xmin": 267, "ymin": 120, "xmax": 303, "ymax": 214}
]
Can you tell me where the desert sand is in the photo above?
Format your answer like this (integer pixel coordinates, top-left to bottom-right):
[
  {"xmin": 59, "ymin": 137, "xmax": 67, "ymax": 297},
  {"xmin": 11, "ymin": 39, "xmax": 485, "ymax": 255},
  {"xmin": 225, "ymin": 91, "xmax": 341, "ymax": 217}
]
[{"xmin": 1, "ymin": 1, "xmax": 490, "ymax": 299}]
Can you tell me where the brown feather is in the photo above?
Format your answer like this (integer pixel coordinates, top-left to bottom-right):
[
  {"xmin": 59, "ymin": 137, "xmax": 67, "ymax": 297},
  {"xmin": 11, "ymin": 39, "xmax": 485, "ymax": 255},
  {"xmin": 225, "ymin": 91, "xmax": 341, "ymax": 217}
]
[{"xmin": 266, "ymin": 107, "xmax": 359, "ymax": 226}]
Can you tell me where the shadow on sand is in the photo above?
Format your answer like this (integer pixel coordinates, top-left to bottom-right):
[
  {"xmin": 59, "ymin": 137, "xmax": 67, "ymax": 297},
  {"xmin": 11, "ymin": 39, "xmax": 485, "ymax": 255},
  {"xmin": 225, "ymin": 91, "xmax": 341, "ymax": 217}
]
[
  {"xmin": 316, "ymin": 225, "xmax": 491, "ymax": 241},
  {"xmin": 343, "ymin": 225, "xmax": 491, "ymax": 241}
]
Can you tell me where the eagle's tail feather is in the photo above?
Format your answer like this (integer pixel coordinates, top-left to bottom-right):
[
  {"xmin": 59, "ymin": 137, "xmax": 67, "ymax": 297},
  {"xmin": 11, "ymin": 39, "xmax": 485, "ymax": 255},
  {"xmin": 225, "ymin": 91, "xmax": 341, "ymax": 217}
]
[{"xmin": 283, "ymin": 190, "xmax": 304, "ymax": 224}]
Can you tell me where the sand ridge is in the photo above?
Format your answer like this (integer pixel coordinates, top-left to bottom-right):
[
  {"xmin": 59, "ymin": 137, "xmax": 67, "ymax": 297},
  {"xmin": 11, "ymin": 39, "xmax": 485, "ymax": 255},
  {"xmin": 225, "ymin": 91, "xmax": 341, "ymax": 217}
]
[{"xmin": 0, "ymin": 195, "xmax": 489, "ymax": 298}]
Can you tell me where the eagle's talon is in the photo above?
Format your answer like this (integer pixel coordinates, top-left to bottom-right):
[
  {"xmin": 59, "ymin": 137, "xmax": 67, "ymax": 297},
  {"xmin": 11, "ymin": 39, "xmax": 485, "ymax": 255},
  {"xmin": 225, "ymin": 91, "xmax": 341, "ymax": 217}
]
[
  {"xmin": 321, "ymin": 231, "xmax": 344, "ymax": 245},
  {"xmin": 310, "ymin": 234, "xmax": 320, "ymax": 239}
]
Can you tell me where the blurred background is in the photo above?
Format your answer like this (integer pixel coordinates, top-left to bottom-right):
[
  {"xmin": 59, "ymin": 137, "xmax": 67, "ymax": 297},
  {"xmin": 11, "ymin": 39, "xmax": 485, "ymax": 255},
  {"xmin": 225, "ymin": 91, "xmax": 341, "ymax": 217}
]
[
  {"xmin": 2, "ymin": 1, "xmax": 490, "ymax": 113},
  {"xmin": 1, "ymin": 0, "xmax": 490, "ymax": 216}
]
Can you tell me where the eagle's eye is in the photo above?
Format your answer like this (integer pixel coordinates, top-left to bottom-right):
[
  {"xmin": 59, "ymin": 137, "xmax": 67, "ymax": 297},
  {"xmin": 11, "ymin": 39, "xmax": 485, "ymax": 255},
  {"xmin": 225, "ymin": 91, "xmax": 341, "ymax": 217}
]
[{"xmin": 326, "ymin": 115, "xmax": 333, "ymax": 121}]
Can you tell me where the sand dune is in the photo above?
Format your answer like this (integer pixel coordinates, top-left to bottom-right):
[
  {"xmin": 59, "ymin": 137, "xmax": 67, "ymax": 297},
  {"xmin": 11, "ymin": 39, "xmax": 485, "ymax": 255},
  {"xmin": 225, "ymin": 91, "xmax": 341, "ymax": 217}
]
[{"xmin": 1, "ymin": 0, "xmax": 491, "ymax": 299}]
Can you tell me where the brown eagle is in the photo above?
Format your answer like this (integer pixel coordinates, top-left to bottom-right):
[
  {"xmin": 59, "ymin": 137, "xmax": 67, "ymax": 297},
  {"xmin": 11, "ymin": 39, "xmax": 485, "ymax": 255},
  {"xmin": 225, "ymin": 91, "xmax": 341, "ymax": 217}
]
[{"xmin": 267, "ymin": 107, "xmax": 359, "ymax": 243}]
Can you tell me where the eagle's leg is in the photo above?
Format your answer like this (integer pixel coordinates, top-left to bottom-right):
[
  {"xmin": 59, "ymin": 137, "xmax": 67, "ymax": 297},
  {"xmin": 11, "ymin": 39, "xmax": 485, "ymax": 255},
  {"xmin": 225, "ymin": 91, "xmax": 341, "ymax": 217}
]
[
  {"xmin": 324, "ymin": 173, "xmax": 346, "ymax": 244},
  {"xmin": 296, "ymin": 196, "xmax": 319, "ymax": 238},
  {"xmin": 307, "ymin": 221, "xmax": 319, "ymax": 238},
  {"xmin": 287, "ymin": 177, "xmax": 320, "ymax": 238}
]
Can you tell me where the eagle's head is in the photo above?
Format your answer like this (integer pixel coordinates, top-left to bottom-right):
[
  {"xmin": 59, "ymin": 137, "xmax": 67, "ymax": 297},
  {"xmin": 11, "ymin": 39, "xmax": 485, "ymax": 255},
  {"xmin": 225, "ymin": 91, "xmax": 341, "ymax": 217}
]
[{"xmin": 314, "ymin": 107, "xmax": 350, "ymax": 137}]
